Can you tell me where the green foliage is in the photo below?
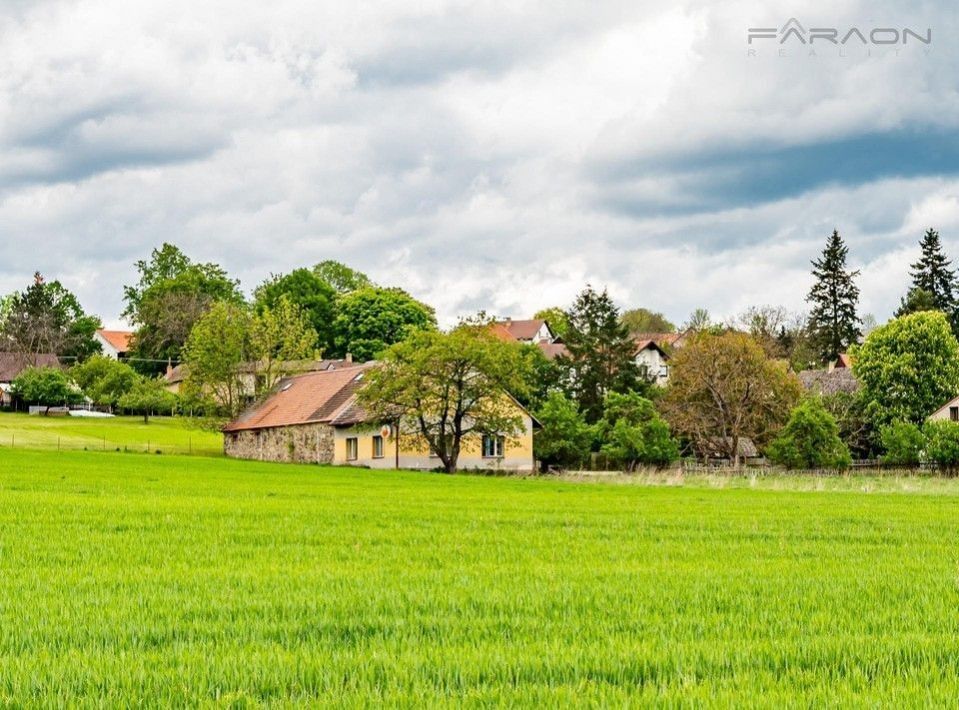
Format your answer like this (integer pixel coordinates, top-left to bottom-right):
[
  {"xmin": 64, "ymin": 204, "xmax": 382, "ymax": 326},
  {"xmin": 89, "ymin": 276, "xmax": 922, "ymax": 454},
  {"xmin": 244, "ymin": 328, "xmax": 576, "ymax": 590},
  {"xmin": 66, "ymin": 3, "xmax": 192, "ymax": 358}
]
[
  {"xmin": 895, "ymin": 287, "xmax": 938, "ymax": 318},
  {"xmin": 922, "ymin": 420, "xmax": 959, "ymax": 471},
  {"xmin": 532, "ymin": 307, "xmax": 569, "ymax": 339},
  {"xmin": 620, "ymin": 308, "xmax": 675, "ymax": 334},
  {"xmin": 254, "ymin": 269, "xmax": 336, "ymax": 353},
  {"xmin": 11, "ymin": 367, "xmax": 82, "ymax": 407},
  {"xmin": 597, "ymin": 391, "xmax": 678, "ymax": 470},
  {"xmin": 70, "ymin": 356, "xmax": 140, "ymax": 407},
  {"xmin": 683, "ymin": 307, "xmax": 713, "ymax": 333},
  {"xmin": 533, "ymin": 391, "xmax": 592, "ymax": 470},
  {"xmin": 880, "ymin": 422, "xmax": 924, "ymax": 466},
  {"xmin": 117, "ymin": 378, "xmax": 179, "ymax": 423},
  {"xmin": 767, "ymin": 398, "xmax": 851, "ymax": 470},
  {"xmin": 806, "ymin": 230, "xmax": 862, "ymax": 364},
  {"xmin": 515, "ymin": 343, "xmax": 562, "ymax": 412},
  {"xmin": 313, "ymin": 260, "xmax": 373, "ymax": 294},
  {"xmin": 358, "ymin": 326, "xmax": 530, "ymax": 472},
  {"xmin": 182, "ymin": 302, "xmax": 251, "ymax": 417},
  {"xmin": 0, "ymin": 272, "xmax": 102, "ymax": 360},
  {"xmin": 854, "ymin": 311, "xmax": 959, "ymax": 428},
  {"xmin": 248, "ymin": 295, "xmax": 319, "ymax": 395},
  {"xmin": 906, "ymin": 229, "xmax": 957, "ymax": 322},
  {"xmin": 821, "ymin": 391, "xmax": 875, "ymax": 459},
  {"xmin": 123, "ymin": 243, "xmax": 244, "ymax": 367},
  {"xmin": 558, "ymin": 286, "xmax": 643, "ymax": 423},
  {"xmin": 332, "ymin": 287, "xmax": 436, "ymax": 361}
]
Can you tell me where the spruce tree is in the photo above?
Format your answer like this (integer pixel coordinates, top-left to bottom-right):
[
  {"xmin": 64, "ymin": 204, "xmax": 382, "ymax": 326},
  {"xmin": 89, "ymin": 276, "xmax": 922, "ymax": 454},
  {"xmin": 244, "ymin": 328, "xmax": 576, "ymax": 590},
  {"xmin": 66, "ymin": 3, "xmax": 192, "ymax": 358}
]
[
  {"xmin": 907, "ymin": 228, "xmax": 957, "ymax": 320},
  {"xmin": 806, "ymin": 230, "xmax": 862, "ymax": 364},
  {"xmin": 557, "ymin": 286, "xmax": 642, "ymax": 423}
]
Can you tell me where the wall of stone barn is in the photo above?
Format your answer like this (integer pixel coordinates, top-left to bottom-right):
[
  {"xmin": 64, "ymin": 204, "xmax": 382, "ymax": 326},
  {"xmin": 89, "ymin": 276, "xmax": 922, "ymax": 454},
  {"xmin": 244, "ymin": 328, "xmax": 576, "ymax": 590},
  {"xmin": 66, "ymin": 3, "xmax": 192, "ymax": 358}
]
[{"xmin": 223, "ymin": 423, "xmax": 335, "ymax": 463}]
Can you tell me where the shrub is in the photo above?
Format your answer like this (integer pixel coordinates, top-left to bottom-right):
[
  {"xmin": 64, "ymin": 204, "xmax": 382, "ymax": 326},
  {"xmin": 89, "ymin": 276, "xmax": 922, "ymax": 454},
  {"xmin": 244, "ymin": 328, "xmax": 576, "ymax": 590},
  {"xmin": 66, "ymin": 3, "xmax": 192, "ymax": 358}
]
[
  {"xmin": 597, "ymin": 391, "xmax": 679, "ymax": 470},
  {"xmin": 880, "ymin": 422, "xmax": 924, "ymax": 466},
  {"xmin": 11, "ymin": 367, "xmax": 82, "ymax": 409},
  {"xmin": 533, "ymin": 391, "xmax": 592, "ymax": 471},
  {"xmin": 923, "ymin": 421, "xmax": 959, "ymax": 473},
  {"xmin": 767, "ymin": 398, "xmax": 851, "ymax": 470}
]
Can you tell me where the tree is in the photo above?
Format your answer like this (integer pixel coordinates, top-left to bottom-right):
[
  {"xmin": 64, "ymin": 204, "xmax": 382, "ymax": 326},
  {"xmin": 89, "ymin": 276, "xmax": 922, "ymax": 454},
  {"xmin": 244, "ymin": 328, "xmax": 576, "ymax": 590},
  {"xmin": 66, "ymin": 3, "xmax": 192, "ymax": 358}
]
[
  {"xmin": 620, "ymin": 308, "xmax": 676, "ymax": 334},
  {"xmin": 118, "ymin": 378, "xmax": 178, "ymax": 423},
  {"xmin": 661, "ymin": 332, "xmax": 802, "ymax": 467},
  {"xmin": 597, "ymin": 391, "xmax": 679, "ymax": 470},
  {"xmin": 357, "ymin": 326, "xmax": 530, "ymax": 473},
  {"xmin": 895, "ymin": 287, "xmax": 938, "ymax": 318},
  {"xmin": 332, "ymin": 287, "xmax": 436, "ymax": 361},
  {"xmin": 181, "ymin": 302, "xmax": 251, "ymax": 417},
  {"xmin": 908, "ymin": 229, "xmax": 957, "ymax": 318},
  {"xmin": 806, "ymin": 230, "xmax": 862, "ymax": 363},
  {"xmin": 853, "ymin": 311, "xmax": 959, "ymax": 428},
  {"xmin": 922, "ymin": 421, "xmax": 959, "ymax": 473},
  {"xmin": 821, "ymin": 390, "xmax": 875, "ymax": 459},
  {"xmin": 767, "ymin": 398, "xmax": 851, "ymax": 470},
  {"xmin": 515, "ymin": 343, "xmax": 562, "ymax": 413},
  {"xmin": 533, "ymin": 307, "xmax": 569, "ymax": 339},
  {"xmin": 248, "ymin": 295, "xmax": 319, "ymax": 396},
  {"xmin": 71, "ymin": 356, "xmax": 140, "ymax": 407},
  {"xmin": 533, "ymin": 391, "xmax": 593, "ymax": 471},
  {"xmin": 254, "ymin": 269, "xmax": 336, "ymax": 353},
  {"xmin": 557, "ymin": 286, "xmax": 642, "ymax": 423},
  {"xmin": 123, "ymin": 244, "xmax": 244, "ymax": 368},
  {"xmin": 313, "ymin": 260, "xmax": 373, "ymax": 294},
  {"xmin": 11, "ymin": 367, "xmax": 82, "ymax": 411},
  {"xmin": 0, "ymin": 273, "xmax": 101, "ymax": 361},
  {"xmin": 880, "ymin": 422, "xmax": 924, "ymax": 466},
  {"xmin": 683, "ymin": 308, "xmax": 713, "ymax": 333}
]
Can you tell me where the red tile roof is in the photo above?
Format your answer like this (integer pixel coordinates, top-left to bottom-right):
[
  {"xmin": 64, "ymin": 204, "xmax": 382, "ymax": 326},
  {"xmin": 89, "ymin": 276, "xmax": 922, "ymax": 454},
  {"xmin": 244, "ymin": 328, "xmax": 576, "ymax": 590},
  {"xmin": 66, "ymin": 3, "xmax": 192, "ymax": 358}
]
[
  {"xmin": 498, "ymin": 319, "xmax": 549, "ymax": 341},
  {"xmin": 223, "ymin": 364, "xmax": 376, "ymax": 432},
  {"xmin": 97, "ymin": 330, "xmax": 134, "ymax": 353},
  {"xmin": 537, "ymin": 341, "xmax": 568, "ymax": 360}
]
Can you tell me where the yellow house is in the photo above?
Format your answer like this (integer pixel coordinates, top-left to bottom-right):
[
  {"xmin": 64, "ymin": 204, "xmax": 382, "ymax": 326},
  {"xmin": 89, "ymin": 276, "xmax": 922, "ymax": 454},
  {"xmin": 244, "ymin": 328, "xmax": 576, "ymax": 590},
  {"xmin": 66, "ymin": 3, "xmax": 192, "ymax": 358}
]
[{"xmin": 223, "ymin": 364, "xmax": 537, "ymax": 472}]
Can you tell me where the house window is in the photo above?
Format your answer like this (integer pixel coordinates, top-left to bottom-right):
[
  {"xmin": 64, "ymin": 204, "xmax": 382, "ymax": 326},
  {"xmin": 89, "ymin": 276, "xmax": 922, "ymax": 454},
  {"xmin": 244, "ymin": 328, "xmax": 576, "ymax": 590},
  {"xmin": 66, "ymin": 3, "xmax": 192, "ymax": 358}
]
[
  {"xmin": 346, "ymin": 437, "xmax": 358, "ymax": 461},
  {"xmin": 482, "ymin": 435, "xmax": 505, "ymax": 458},
  {"xmin": 372, "ymin": 435, "xmax": 384, "ymax": 458},
  {"xmin": 950, "ymin": 406, "xmax": 959, "ymax": 422},
  {"xmin": 430, "ymin": 435, "xmax": 453, "ymax": 458}
]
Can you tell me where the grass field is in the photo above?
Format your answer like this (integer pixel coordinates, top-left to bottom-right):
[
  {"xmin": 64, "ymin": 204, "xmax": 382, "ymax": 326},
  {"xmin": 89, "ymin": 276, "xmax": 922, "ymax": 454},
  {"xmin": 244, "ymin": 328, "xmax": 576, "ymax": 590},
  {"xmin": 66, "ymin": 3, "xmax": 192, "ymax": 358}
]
[
  {"xmin": 0, "ymin": 412, "xmax": 222, "ymax": 456},
  {"xmin": 2, "ymin": 451, "xmax": 959, "ymax": 705}
]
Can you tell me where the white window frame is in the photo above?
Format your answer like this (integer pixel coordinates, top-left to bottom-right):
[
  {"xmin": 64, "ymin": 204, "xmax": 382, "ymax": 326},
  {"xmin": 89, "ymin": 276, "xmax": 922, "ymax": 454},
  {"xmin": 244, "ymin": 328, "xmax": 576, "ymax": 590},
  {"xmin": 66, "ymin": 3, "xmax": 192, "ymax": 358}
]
[{"xmin": 482, "ymin": 434, "xmax": 505, "ymax": 458}]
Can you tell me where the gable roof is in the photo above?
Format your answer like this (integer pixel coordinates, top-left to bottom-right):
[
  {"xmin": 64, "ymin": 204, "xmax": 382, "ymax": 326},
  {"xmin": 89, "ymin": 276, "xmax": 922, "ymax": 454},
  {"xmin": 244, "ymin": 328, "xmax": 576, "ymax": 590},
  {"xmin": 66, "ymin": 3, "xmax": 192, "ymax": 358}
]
[
  {"xmin": 835, "ymin": 353, "xmax": 853, "ymax": 368},
  {"xmin": 797, "ymin": 368, "xmax": 859, "ymax": 395},
  {"xmin": 633, "ymin": 339, "xmax": 669, "ymax": 358},
  {"xmin": 223, "ymin": 364, "xmax": 376, "ymax": 432},
  {"xmin": 96, "ymin": 330, "xmax": 134, "ymax": 353},
  {"xmin": 537, "ymin": 341, "xmax": 569, "ymax": 360},
  {"xmin": 498, "ymin": 319, "xmax": 551, "ymax": 341},
  {"xmin": 929, "ymin": 395, "xmax": 959, "ymax": 419},
  {"xmin": 166, "ymin": 358, "xmax": 358, "ymax": 385},
  {"xmin": 0, "ymin": 352, "xmax": 60, "ymax": 382}
]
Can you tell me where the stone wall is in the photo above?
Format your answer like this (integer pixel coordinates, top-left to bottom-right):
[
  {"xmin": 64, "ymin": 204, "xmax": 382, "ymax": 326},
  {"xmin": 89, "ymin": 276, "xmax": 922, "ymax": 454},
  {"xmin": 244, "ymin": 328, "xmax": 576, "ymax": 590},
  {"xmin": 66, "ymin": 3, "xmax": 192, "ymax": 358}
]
[{"xmin": 224, "ymin": 423, "xmax": 335, "ymax": 464}]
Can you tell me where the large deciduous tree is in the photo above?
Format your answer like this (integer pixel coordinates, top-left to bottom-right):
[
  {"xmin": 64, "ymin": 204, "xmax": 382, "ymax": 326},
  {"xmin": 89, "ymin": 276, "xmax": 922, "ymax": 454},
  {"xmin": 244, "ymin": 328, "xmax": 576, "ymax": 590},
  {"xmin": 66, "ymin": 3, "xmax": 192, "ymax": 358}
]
[
  {"xmin": 71, "ymin": 356, "xmax": 140, "ymax": 407},
  {"xmin": 853, "ymin": 310, "xmax": 959, "ymax": 428},
  {"xmin": 0, "ymin": 273, "xmax": 101, "ymax": 361},
  {"xmin": 661, "ymin": 332, "xmax": 802, "ymax": 466},
  {"xmin": 181, "ymin": 302, "xmax": 251, "ymax": 417},
  {"xmin": 248, "ymin": 295, "xmax": 319, "ymax": 396},
  {"xmin": 620, "ymin": 308, "xmax": 676, "ymax": 335},
  {"xmin": 357, "ymin": 326, "xmax": 530, "ymax": 473},
  {"xmin": 254, "ymin": 269, "xmax": 336, "ymax": 353},
  {"xmin": 332, "ymin": 287, "xmax": 436, "ymax": 361},
  {"xmin": 123, "ymin": 243, "xmax": 243, "ymax": 369},
  {"xmin": 313, "ymin": 260, "xmax": 373, "ymax": 294},
  {"xmin": 806, "ymin": 230, "xmax": 862, "ymax": 364},
  {"xmin": 557, "ymin": 286, "xmax": 642, "ymax": 423}
]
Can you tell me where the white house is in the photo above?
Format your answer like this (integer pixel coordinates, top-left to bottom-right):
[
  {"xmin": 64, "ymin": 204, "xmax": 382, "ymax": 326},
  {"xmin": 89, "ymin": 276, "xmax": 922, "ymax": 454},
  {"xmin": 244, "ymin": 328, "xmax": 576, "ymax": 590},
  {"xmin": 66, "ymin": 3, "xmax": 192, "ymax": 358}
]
[
  {"xmin": 634, "ymin": 339, "xmax": 669, "ymax": 386},
  {"xmin": 929, "ymin": 396, "xmax": 959, "ymax": 423},
  {"xmin": 497, "ymin": 318, "xmax": 555, "ymax": 344},
  {"xmin": 94, "ymin": 330, "xmax": 133, "ymax": 360}
]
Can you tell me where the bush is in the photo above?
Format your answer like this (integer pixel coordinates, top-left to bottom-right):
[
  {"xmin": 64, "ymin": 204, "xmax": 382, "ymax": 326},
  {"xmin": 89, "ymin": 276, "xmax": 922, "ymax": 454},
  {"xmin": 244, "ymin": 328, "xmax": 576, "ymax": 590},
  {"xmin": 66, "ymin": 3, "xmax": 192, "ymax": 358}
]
[
  {"xmin": 923, "ymin": 421, "xmax": 959, "ymax": 472},
  {"xmin": 880, "ymin": 422, "xmax": 924, "ymax": 466},
  {"xmin": 596, "ymin": 391, "xmax": 679, "ymax": 470},
  {"xmin": 767, "ymin": 398, "xmax": 851, "ymax": 470},
  {"xmin": 533, "ymin": 391, "xmax": 592, "ymax": 470}
]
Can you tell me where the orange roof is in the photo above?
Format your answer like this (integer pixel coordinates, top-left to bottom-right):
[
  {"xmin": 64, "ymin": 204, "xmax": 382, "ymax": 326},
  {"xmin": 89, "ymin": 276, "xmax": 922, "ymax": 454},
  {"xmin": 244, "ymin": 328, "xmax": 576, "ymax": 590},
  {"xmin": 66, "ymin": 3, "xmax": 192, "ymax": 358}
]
[
  {"xmin": 487, "ymin": 323, "xmax": 518, "ymax": 342},
  {"xmin": 836, "ymin": 353, "xmax": 853, "ymax": 368},
  {"xmin": 223, "ymin": 364, "xmax": 376, "ymax": 432},
  {"xmin": 497, "ymin": 319, "xmax": 550, "ymax": 341},
  {"xmin": 97, "ymin": 329, "xmax": 134, "ymax": 353},
  {"xmin": 537, "ymin": 342, "xmax": 568, "ymax": 360}
]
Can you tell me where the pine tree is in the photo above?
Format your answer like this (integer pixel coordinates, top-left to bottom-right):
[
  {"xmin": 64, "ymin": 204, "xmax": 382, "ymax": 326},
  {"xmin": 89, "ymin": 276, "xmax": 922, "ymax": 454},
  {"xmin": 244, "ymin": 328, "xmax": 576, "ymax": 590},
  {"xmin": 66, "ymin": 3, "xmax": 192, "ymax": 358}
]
[
  {"xmin": 908, "ymin": 228, "xmax": 957, "ymax": 318},
  {"xmin": 806, "ymin": 230, "xmax": 862, "ymax": 364}
]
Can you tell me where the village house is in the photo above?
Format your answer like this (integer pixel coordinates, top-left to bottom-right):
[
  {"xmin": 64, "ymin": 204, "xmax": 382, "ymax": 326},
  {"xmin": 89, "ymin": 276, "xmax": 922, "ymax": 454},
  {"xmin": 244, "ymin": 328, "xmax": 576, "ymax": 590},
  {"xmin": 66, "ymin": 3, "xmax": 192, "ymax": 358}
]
[
  {"xmin": 928, "ymin": 396, "xmax": 959, "ymax": 423},
  {"xmin": 0, "ymin": 352, "xmax": 60, "ymax": 407},
  {"xmin": 222, "ymin": 364, "xmax": 537, "ymax": 471},
  {"xmin": 634, "ymin": 339, "xmax": 670, "ymax": 386},
  {"xmin": 490, "ymin": 317, "xmax": 568, "ymax": 360},
  {"xmin": 94, "ymin": 329, "xmax": 134, "ymax": 360}
]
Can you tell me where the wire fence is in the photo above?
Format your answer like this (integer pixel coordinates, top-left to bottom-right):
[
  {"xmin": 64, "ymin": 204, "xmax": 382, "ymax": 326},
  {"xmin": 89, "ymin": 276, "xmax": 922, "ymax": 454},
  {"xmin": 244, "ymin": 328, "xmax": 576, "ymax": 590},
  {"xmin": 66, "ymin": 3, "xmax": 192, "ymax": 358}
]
[{"xmin": 0, "ymin": 434, "xmax": 222, "ymax": 457}]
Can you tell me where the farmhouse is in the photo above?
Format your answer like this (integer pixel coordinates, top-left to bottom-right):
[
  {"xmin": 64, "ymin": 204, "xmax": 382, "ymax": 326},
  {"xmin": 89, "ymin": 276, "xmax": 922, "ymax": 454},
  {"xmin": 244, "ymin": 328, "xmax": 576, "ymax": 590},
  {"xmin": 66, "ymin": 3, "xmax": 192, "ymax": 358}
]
[
  {"xmin": 223, "ymin": 364, "xmax": 536, "ymax": 471},
  {"xmin": 94, "ymin": 329, "xmax": 134, "ymax": 360}
]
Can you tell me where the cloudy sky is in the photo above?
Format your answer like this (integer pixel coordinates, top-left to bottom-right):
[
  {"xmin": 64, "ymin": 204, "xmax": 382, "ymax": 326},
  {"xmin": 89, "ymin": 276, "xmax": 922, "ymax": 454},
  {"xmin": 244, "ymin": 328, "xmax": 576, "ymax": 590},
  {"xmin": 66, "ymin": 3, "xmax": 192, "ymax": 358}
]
[{"xmin": 0, "ymin": 1, "xmax": 955, "ymax": 328}]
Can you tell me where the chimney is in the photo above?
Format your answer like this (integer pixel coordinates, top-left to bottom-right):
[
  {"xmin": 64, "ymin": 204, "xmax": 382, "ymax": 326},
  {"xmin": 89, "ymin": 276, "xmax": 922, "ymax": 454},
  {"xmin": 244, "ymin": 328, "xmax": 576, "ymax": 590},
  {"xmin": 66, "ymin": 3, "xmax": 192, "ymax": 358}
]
[{"xmin": 345, "ymin": 352, "xmax": 353, "ymax": 364}]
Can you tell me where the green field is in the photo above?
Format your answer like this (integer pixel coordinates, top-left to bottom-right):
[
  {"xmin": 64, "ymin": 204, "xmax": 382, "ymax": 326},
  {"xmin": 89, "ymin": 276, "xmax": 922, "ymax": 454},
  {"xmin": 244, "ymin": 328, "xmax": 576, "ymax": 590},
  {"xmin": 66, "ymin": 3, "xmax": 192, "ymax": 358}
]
[
  {"xmin": 2, "ymin": 451, "xmax": 959, "ymax": 705},
  {"xmin": 0, "ymin": 412, "xmax": 222, "ymax": 456}
]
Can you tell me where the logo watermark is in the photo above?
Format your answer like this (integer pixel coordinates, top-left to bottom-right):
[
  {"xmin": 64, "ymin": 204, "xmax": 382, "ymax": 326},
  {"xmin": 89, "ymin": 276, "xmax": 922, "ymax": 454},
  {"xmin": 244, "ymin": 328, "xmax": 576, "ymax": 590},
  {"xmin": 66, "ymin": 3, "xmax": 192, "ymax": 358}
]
[{"xmin": 747, "ymin": 18, "xmax": 932, "ymax": 57}]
